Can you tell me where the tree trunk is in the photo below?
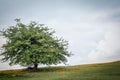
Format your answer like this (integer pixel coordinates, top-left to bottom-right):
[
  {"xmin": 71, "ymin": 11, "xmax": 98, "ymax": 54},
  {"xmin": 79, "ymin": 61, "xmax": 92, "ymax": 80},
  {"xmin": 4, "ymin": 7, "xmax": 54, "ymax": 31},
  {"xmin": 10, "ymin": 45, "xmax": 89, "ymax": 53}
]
[{"xmin": 33, "ymin": 63, "xmax": 38, "ymax": 70}]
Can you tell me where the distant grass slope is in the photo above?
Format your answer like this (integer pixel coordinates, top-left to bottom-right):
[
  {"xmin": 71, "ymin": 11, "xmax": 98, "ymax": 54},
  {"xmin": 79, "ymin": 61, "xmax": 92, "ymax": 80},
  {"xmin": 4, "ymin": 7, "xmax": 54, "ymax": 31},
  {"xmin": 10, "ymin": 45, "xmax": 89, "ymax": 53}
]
[{"xmin": 0, "ymin": 61, "xmax": 120, "ymax": 80}]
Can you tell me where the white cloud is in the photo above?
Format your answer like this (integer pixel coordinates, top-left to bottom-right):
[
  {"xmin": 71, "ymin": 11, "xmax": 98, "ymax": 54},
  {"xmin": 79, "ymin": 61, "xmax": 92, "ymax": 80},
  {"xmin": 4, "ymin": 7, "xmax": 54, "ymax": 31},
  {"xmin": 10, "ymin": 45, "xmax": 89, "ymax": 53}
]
[{"xmin": 88, "ymin": 26, "xmax": 120, "ymax": 63}]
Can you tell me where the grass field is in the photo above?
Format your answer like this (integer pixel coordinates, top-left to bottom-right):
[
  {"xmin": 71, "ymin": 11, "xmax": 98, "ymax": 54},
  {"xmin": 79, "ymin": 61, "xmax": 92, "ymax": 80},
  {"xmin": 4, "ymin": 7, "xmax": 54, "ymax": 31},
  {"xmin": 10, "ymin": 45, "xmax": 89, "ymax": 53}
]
[{"xmin": 0, "ymin": 61, "xmax": 120, "ymax": 80}]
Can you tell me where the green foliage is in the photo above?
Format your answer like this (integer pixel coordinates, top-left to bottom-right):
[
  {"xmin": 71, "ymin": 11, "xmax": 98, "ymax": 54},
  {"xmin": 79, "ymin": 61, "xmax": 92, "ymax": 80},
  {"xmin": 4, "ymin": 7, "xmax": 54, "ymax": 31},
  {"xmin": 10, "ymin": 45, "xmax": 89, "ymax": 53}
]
[{"xmin": 0, "ymin": 19, "xmax": 71, "ymax": 68}]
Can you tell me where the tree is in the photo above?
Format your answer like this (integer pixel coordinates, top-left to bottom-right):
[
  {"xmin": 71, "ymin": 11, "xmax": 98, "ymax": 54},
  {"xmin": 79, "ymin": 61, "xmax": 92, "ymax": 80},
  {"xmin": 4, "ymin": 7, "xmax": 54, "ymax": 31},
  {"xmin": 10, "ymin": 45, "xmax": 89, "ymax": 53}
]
[{"xmin": 0, "ymin": 19, "xmax": 71, "ymax": 70}]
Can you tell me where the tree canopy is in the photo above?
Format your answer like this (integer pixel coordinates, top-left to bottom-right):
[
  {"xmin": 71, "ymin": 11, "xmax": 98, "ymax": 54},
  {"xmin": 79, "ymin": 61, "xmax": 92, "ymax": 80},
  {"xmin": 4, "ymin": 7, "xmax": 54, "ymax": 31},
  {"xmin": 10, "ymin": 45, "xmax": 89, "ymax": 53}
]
[{"xmin": 0, "ymin": 19, "xmax": 71, "ymax": 69}]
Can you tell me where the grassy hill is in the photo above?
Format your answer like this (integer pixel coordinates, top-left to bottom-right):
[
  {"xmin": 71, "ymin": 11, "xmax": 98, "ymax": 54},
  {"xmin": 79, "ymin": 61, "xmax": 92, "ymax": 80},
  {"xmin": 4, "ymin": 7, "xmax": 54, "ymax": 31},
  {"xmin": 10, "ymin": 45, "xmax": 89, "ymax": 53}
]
[{"xmin": 0, "ymin": 61, "xmax": 120, "ymax": 80}]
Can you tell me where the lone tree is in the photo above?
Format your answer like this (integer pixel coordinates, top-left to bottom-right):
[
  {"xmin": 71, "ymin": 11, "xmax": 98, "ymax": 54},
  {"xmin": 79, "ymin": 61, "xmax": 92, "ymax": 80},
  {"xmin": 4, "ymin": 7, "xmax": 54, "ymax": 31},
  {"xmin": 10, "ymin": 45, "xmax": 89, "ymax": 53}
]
[{"xmin": 0, "ymin": 19, "xmax": 71, "ymax": 70}]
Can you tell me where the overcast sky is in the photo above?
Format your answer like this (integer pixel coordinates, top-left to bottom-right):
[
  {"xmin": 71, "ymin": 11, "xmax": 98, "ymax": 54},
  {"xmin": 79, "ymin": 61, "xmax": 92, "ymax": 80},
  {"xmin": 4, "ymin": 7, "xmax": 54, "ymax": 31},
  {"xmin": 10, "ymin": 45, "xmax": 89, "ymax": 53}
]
[{"xmin": 0, "ymin": 0, "xmax": 120, "ymax": 70}]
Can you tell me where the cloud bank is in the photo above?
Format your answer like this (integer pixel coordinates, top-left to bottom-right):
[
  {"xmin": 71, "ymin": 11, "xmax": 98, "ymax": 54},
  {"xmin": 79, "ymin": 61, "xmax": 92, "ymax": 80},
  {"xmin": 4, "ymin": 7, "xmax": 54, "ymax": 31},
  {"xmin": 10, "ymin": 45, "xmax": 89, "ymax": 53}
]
[{"xmin": 88, "ymin": 26, "xmax": 120, "ymax": 63}]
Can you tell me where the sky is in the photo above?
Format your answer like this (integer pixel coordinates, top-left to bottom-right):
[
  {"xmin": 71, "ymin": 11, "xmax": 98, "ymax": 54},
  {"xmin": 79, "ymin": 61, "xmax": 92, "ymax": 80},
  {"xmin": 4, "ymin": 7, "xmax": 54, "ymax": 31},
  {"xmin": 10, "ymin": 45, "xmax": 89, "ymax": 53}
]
[{"xmin": 0, "ymin": 0, "xmax": 120, "ymax": 70}]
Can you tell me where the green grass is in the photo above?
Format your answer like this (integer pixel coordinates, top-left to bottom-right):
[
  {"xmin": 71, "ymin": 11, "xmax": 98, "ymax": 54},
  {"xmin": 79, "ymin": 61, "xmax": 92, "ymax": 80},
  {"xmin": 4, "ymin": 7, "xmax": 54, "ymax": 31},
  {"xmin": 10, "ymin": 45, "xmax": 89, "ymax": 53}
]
[{"xmin": 0, "ymin": 61, "xmax": 120, "ymax": 80}]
